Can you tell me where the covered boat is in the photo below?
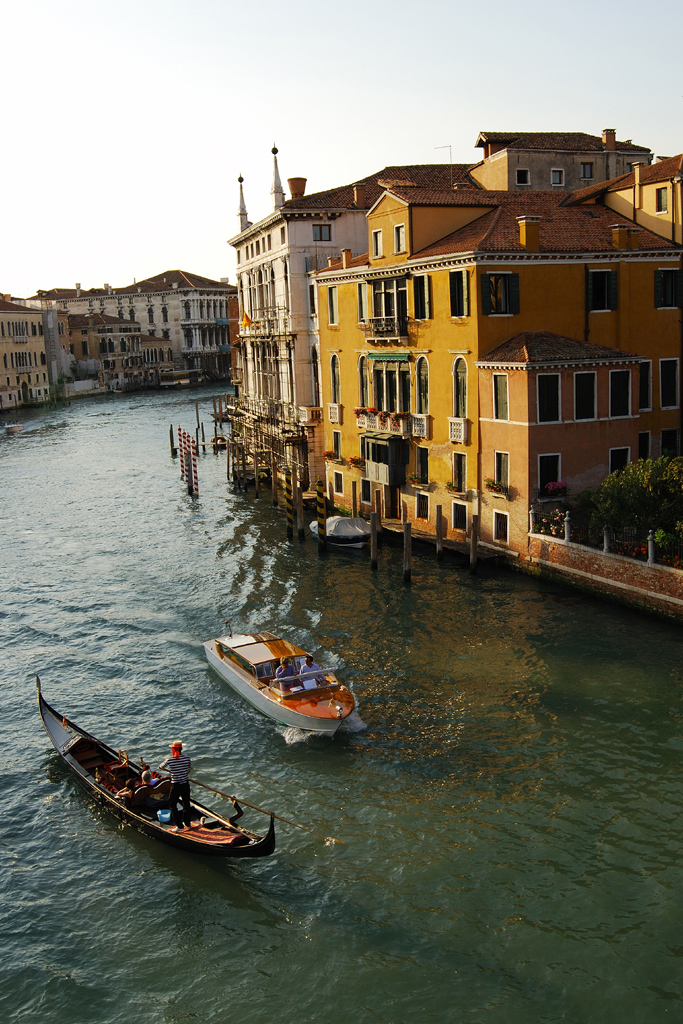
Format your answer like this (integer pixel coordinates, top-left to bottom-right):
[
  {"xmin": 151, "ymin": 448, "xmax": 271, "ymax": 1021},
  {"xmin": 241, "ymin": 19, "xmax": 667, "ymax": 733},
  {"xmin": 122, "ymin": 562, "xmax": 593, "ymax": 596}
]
[
  {"xmin": 37, "ymin": 677, "xmax": 275, "ymax": 858},
  {"xmin": 309, "ymin": 516, "xmax": 371, "ymax": 548},
  {"xmin": 203, "ymin": 631, "xmax": 355, "ymax": 735},
  {"xmin": 5, "ymin": 422, "xmax": 23, "ymax": 434}
]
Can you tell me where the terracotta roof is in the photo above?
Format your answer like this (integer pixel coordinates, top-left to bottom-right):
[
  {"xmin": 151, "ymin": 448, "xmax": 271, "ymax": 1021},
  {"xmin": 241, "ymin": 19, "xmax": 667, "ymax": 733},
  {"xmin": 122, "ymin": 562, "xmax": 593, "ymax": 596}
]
[
  {"xmin": 317, "ymin": 253, "xmax": 369, "ymax": 274},
  {"xmin": 67, "ymin": 313, "xmax": 140, "ymax": 328},
  {"xmin": 475, "ymin": 131, "xmax": 651, "ymax": 154},
  {"xmin": 409, "ymin": 191, "xmax": 677, "ymax": 257},
  {"xmin": 30, "ymin": 270, "xmax": 233, "ymax": 301},
  {"xmin": 477, "ymin": 331, "xmax": 642, "ymax": 365},
  {"xmin": 282, "ymin": 164, "xmax": 478, "ymax": 211},
  {"xmin": 0, "ymin": 298, "xmax": 37, "ymax": 313},
  {"xmin": 382, "ymin": 186, "xmax": 497, "ymax": 207},
  {"xmin": 566, "ymin": 154, "xmax": 683, "ymax": 206}
]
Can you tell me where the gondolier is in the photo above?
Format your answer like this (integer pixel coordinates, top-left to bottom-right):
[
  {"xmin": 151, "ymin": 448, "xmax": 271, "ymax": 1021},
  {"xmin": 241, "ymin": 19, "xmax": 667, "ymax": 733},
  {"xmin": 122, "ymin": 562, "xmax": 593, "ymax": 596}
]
[{"xmin": 158, "ymin": 740, "xmax": 193, "ymax": 831}]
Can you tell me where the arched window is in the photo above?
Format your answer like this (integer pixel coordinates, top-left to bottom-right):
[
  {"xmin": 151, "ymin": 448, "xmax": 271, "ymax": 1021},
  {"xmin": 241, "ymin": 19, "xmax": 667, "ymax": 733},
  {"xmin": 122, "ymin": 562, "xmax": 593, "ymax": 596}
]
[
  {"xmin": 416, "ymin": 357, "xmax": 429, "ymax": 414},
  {"xmin": 184, "ymin": 301, "xmax": 191, "ymax": 319},
  {"xmin": 331, "ymin": 354, "xmax": 341, "ymax": 404},
  {"xmin": 167, "ymin": 348, "xmax": 173, "ymax": 362},
  {"xmin": 161, "ymin": 306, "xmax": 168, "ymax": 323},
  {"xmin": 453, "ymin": 358, "xmax": 467, "ymax": 417},
  {"xmin": 100, "ymin": 340, "xmax": 106, "ymax": 353},
  {"xmin": 358, "ymin": 356, "xmax": 369, "ymax": 407},
  {"xmin": 120, "ymin": 339, "xmax": 127, "ymax": 353},
  {"xmin": 129, "ymin": 308, "xmax": 135, "ymax": 321},
  {"xmin": 108, "ymin": 340, "xmax": 114, "ymax": 353},
  {"xmin": 147, "ymin": 306, "xmax": 154, "ymax": 324}
]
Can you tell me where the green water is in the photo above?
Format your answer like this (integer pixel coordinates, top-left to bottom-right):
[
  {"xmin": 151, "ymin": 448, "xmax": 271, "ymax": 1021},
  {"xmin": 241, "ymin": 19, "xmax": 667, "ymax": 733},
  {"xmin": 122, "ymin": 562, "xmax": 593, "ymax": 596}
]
[{"xmin": 1, "ymin": 391, "xmax": 682, "ymax": 1023}]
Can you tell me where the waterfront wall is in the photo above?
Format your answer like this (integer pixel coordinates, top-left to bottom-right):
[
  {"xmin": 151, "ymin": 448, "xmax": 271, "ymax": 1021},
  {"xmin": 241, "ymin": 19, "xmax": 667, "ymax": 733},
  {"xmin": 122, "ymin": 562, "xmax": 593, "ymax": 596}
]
[{"xmin": 525, "ymin": 534, "xmax": 683, "ymax": 622}]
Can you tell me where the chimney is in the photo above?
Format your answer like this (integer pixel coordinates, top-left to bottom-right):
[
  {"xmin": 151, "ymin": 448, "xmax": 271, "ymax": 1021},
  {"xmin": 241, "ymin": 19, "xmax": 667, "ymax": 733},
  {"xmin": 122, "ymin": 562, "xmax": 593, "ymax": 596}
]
[
  {"xmin": 104, "ymin": 283, "xmax": 110, "ymax": 294},
  {"xmin": 627, "ymin": 228, "xmax": 641, "ymax": 250},
  {"xmin": 516, "ymin": 215, "xmax": 541, "ymax": 252},
  {"xmin": 341, "ymin": 248, "xmax": 352, "ymax": 269},
  {"xmin": 633, "ymin": 162, "xmax": 644, "ymax": 209},
  {"xmin": 327, "ymin": 257, "xmax": 337, "ymax": 268},
  {"xmin": 602, "ymin": 128, "xmax": 616, "ymax": 151},
  {"xmin": 610, "ymin": 224, "xmax": 629, "ymax": 249},
  {"xmin": 75, "ymin": 283, "xmax": 81, "ymax": 297},
  {"xmin": 353, "ymin": 182, "xmax": 366, "ymax": 209},
  {"xmin": 288, "ymin": 177, "xmax": 307, "ymax": 200}
]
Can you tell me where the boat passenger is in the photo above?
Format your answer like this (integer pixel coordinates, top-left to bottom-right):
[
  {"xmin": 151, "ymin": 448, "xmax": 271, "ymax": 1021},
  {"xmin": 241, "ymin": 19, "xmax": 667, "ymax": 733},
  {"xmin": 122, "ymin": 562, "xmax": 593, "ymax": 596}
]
[
  {"xmin": 158, "ymin": 740, "xmax": 193, "ymax": 831},
  {"xmin": 275, "ymin": 657, "xmax": 297, "ymax": 693},
  {"xmin": 116, "ymin": 777, "xmax": 140, "ymax": 806},
  {"xmin": 300, "ymin": 655, "xmax": 323, "ymax": 690}
]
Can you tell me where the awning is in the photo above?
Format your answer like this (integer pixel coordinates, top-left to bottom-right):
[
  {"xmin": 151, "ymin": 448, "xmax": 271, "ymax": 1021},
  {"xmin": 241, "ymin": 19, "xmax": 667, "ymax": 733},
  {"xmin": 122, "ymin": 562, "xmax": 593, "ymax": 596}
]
[
  {"xmin": 367, "ymin": 352, "xmax": 409, "ymax": 362},
  {"xmin": 363, "ymin": 431, "xmax": 401, "ymax": 441}
]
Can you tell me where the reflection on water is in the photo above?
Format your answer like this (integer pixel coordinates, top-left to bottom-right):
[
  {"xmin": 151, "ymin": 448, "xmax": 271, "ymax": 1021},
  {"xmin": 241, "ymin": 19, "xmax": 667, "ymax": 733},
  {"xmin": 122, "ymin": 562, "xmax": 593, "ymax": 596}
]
[{"xmin": 1, "ymin": 390, "xmax": 682, "ymax": 1024}]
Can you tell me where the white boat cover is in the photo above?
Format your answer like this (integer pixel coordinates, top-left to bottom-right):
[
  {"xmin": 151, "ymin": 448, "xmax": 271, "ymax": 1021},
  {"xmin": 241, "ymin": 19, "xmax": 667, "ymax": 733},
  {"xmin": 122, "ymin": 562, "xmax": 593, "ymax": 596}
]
[{"xmin": 311, "ymin": 516, "xmax": 371, "ymax": 540}]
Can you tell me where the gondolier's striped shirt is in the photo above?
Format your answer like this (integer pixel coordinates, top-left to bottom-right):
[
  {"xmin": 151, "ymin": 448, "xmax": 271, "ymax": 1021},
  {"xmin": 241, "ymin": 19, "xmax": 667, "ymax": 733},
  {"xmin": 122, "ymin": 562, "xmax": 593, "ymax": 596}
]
[{"xmin": 158, "ymin": 752, "xmax": 192, "ymax": 784}]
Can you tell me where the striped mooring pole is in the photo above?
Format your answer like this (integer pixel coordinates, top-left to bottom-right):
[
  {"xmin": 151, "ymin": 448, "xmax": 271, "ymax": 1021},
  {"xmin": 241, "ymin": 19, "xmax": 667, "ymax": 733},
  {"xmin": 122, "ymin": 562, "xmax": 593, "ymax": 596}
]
[
  {"xmin": 285, "ymin": 470, "xmax": 293, "ymax": 539},
  {"xmin": 316, "ymin": 478, "xmax": 326, "ymax": 553}
]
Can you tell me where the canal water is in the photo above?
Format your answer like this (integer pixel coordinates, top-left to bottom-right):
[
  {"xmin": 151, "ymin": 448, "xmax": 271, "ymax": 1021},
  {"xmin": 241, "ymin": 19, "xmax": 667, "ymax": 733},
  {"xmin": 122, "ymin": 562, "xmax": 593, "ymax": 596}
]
[{"xmin": 1, "ymin": 390, "xmax": 682, "ymax": 1024}]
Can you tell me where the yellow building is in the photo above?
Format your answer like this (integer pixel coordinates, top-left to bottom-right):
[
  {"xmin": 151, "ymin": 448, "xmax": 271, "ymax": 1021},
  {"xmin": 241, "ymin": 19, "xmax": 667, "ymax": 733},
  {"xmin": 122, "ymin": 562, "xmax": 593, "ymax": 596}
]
[
  {"xmin": 0, "ymin": 297, "xmax": 50, "ymax": 410},
  {"xmin": 314, "ymin": 183, "xmax": 682, "ymax": 553}
]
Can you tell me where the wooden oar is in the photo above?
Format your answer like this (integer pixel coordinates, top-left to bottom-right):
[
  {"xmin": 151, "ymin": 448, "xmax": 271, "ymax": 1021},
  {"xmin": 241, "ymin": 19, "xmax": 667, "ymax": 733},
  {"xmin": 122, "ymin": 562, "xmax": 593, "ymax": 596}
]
[{"xmin": 192, "ymin": 778, "xmax": 345, "ymax": 844}]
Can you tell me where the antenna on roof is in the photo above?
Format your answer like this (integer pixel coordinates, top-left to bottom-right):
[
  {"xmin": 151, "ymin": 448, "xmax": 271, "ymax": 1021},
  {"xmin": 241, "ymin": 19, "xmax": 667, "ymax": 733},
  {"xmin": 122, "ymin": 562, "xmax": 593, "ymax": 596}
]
[{"xmin": 435, "ymin": 145, "xmax": 453, "ymax": 189}]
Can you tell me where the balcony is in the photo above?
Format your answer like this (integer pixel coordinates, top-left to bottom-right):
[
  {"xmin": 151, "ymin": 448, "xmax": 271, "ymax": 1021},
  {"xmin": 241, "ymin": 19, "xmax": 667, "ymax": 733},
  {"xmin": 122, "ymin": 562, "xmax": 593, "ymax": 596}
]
[
  {"xmin": 327, "ymin": 403, "xmax": 342, "ymax": 424},
  {"xmin": 411, "ymin": 413, "xmax": 430, "ymax": 439},
  {"xmin": 448, "ymin": 417, "xmax": 469, "ymax": 444},
  {"xmin": 298, "ymin": 405, "xmax": 322, "ymax": 426},
  {"xmin": 365, "ymin": 461, "xmax": 406, "ymax": 486},
  {"xmin": 359, "ymin": 316, "xmax": 409, "ymax": 343}
]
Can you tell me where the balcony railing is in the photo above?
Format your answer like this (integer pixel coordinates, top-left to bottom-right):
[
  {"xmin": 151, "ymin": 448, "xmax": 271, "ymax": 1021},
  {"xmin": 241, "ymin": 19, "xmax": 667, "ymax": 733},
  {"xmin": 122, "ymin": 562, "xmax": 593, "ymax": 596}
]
[
  {"xmin": 327, "ymin": 403, "xmax": 342, "ymax": 424},
  {"xmin": 359, "ymin": 316, "xmax": 409, "ymax": 340},
  {"xmin": 448, "ymin": 417, "xmax": 469, "ymax": 444},
  {"xmin": 356, "ymin": 411, "xmax": 412, "ymax": 434},
  {"xmin": 411, "ymin": 413, "xmax": 430, "ymax": 439}
]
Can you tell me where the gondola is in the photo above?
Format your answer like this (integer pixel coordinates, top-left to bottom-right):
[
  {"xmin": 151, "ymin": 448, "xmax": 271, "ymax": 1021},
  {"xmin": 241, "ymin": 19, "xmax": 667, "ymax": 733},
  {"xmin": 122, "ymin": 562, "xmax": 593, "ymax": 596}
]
[{"xmin": 36, "ymin": 677, "xmax": 275, "ymax": 858}]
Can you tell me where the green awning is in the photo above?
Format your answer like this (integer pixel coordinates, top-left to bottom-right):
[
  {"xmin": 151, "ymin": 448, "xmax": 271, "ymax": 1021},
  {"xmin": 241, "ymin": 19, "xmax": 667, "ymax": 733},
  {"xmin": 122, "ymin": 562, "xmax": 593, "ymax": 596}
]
[{"xmin": 367, "ymin": 352, "xmax": 409, "ymax": 362}]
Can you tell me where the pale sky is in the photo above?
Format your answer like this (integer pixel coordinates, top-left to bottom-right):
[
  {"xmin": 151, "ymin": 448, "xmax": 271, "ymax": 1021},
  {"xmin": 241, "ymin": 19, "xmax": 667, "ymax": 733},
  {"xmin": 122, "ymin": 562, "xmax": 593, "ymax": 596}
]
[{"xmin": 3, "ymin": 0, "xmax": 682, "ymax": 299}]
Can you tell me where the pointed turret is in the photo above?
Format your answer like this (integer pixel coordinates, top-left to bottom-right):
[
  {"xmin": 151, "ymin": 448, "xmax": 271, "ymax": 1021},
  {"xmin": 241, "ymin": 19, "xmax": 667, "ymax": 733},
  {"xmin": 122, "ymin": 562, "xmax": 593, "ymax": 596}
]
[
  {"xmin": 271, "ymin": 145, "xmax": 285, "ymax": 210},
  {"xmin": 237, "ymin": 175, "xmax": 250, "ymax": 232}
]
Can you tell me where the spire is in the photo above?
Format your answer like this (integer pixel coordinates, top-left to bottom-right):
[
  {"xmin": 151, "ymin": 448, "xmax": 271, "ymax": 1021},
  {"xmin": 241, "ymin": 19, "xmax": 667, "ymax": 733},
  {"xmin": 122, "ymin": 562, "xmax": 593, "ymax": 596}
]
[
  {"xmin": 271, "ymin": 145, "xmax": 285, "ymax": 210},
  {"xmin": 237, "ymin": 175, "xmax": 250, "ymax": 232}
]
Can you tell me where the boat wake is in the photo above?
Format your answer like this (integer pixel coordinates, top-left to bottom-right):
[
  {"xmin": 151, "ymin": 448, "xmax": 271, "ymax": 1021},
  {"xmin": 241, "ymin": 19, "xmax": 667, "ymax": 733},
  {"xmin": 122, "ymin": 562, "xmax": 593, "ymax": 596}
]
[
  {"xmin": 280, "ymin": 726, "xmax": 314, "ymax": 745},
  {"xmin": 338, "ymin": 710, "xmax": 367, "ymax": 733}
]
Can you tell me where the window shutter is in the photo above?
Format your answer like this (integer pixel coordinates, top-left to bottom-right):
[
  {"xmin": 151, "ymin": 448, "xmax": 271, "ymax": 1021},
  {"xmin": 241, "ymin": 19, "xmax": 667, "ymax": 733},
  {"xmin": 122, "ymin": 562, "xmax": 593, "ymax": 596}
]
[
  {"xmin": 480, "ymin": 274, "xmax": 491, "ymax": 315},
  {"xmin": 609, "ymin": 271, "xmax": 618, "ymax": 311},
  {"xmin": 587, "ymin": 271, "xmax": 594, "ymax": 310},
  {"xmin": 654, "ymin": 270, "xmax": 664, "ymax": 309},
  {"xmin": 462, "ymin": 270, "xmax": 469, "ymax": 317},
  {"xmin": 508, "ymin": 274, "xmax": 520, "ymax": 315},
  {"xmin": 675, "ymin": 270, "xmax": 683, "ymax": 308},
  {"xmin": 424, "ymin": 276, "xmax": 431, "ymax": 319}
]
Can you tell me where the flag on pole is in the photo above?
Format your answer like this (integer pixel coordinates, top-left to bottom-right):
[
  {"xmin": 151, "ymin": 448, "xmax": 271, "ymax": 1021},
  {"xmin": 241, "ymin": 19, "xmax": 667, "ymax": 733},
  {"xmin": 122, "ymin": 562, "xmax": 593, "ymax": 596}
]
[{"xmin": 241, "ymin": 311, "xmax": 252, "ymax": 328}]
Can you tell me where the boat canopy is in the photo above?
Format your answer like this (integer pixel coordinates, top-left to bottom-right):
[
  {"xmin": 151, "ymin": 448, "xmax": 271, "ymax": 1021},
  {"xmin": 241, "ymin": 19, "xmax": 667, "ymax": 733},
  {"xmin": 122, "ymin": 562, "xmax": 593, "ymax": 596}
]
[{"xmin": 219, "ymin": 633, "xmax": 305, "ymax": 665}]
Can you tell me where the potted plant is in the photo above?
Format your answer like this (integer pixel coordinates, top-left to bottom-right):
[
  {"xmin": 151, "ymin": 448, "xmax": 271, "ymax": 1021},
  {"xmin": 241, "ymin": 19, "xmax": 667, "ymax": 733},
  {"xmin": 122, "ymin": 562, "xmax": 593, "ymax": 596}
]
[
  {"xmin": 366, "ymin": 406, "xmax": 379, "ymax": 415},
  {"xmin": 445, "ymin": 480, "xmax": 459, "ymax": 493},
  {"xmin": 348, "ymin": 455, "xmax": 365, "ymax": 469},
  {"xmin": 377, "ymin": 410, "xmax": 390, "ymax": 425},
  {"xmin": 323, "ymin": 450, "xmax": 339, "ymax": 462},
  {"xmin": 485, "ymin": 477, "xmax": 507, "ymax": 495},
  {"xmin": 353, "ymin": 407, "xmax": 368, "ymax": 417},
  {"xmin": 391, "ymin": 411, "xmax": 412, "ymax": 425},
  {"xmin": 406, "ymin": 471, "xmax": 422, "ymax": 485},
  {"xmin": 544, "ymin": 480, "xmax": 567, "ymax": 498}
]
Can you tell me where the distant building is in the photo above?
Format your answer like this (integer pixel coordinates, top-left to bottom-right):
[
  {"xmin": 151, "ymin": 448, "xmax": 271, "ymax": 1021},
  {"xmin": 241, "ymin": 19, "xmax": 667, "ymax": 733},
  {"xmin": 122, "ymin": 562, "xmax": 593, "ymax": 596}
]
[
  {"xmin": 31, "ymin": 270, "xmax": 236, "ymax": 377},
  {"xmin": 469, "ymin": 130, "xmax": 652, "ymax": 192},
  {"xmin": 0, "ymin": 297, "xmax": 49, "ymax": 409},
  {"xmin": 66, "ymin": 313, "xmax": 174, "ymax": 391}
]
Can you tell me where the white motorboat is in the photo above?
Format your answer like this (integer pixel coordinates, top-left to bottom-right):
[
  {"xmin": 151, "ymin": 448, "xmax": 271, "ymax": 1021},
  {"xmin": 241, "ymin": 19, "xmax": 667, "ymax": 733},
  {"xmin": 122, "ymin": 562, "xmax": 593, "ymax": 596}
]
[
  {"xmin": 309, "ymin": 516, "xmax": 371, "ymax": 548},
  {"xmin": 5, "ymin": 422, "xmax": 23, "ymax": 434},
  {"xmin": 203, "ymin": 630, "xmax": 355, "ymax": 735}
]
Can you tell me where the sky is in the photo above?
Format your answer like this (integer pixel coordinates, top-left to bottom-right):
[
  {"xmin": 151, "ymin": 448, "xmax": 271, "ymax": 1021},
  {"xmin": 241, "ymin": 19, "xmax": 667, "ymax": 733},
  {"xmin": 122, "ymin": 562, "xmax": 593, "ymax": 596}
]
[{"xmin": 3, "ymin": 0, "xmax": 682, "ymax": 299}]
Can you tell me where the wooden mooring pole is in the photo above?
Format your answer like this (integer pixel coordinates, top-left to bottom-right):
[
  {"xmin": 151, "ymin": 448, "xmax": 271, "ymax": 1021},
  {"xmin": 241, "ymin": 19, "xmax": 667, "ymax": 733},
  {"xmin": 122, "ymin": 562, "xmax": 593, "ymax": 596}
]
[
  {"xmin": 297, "ymin": 484, "xmax": 305, "ymax": 542},
  {"xmin": 435, "ymin": 504, "xmax": 443, "ymax": 561},
  {"xmin": 285, "ymin": 469, "xmax": 293, "ymax": 539},
  {"xmin": 469, "ymin": 514, "xmax": 478, "ymax": 574},
  {"xmin": 254, "ymin": 452, "xmax": 260, "ymax": 497},
  {"xmin": 316, "ymin": 478, "xmax": 326, "ymax": 553},
  {"xmin": 352, "ymin": 480, "xmax": 357, "ymax": 518},
  {"xmin": 403, "ymin": 521, "xmax": 412, "ymax": 583},
  {"xmin": 169, "ymin": 423, "xmax": 177, "ymax": 457},
  {"xmin": 370, "ymin": 511, "xmax": 378, "ymax": 570},
  {"xmin": 272, "ymin": 457, "xmax": 278, "ymax": 506}
]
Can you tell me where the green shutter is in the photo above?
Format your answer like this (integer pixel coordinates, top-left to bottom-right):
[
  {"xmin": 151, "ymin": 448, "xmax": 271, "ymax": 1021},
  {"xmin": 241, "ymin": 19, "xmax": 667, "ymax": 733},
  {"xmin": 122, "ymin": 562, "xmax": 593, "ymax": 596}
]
[
  {"xmin": 480, "ymin": 274, "xmax": 491, "ymax": 315},
  {"xmin": 654, "ymin": 269, "xmax": 664, "ymax": 309},
  {"xmin": 508, "ymin": 273, "xmax": 520, "ymax": 315},
  {"xmin": 675, "ymin": 270, "xmax": 683, "ymax": 308},
  {"xmin": 462, "ymin": 270, "xmax": 470, "ymax": 317},
  {"xmin": 587, "ymin": 270, "xmax": 594, "ymax": 310},
  {"xmin": 424, "ymin": 275, "xmax": 431, "ymax": 319},
  {"xmin": 608, "ymin": 271, "xmax": 618, "ymax": 311}
]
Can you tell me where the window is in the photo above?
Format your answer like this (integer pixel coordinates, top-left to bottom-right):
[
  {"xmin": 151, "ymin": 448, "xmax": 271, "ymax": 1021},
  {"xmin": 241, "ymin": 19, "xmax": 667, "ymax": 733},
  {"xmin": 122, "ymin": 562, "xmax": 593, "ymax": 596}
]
[
  {"xmin": 639, "ymin": 361, "xmax": 652, "ymax": 410},
  {"xmin": 516, "ymin": 169, "xmax": 530, "ymax": 185},
  {"xmin": 550, "ymin": 168, "xmax": 564, "ymax": 186},
  {"xmin": 660, "ymin": 358, "xmax": 679, "ymax": 408},
  {"xmin": 452, "ymin": 502, "xmax": 467, "ymax": 531},
  {"xmin": 332, "ymin": 430, "xmax": 341, "ymax": 458},
  {"xmin": 580, "ymin": 162, "xmax": 594, "ymax": 180},
  {"xmin": 357, "ymin": 282, "xmax": 367, "ymax": 322},
  {"xmin": 661, "ymin": 429, "xmax": 679, "ymax": 456},
  {"xmin": 129, "ymin": 308, "xmax": 135, "ymax": 321},
  {"xmin": 81, "ymin": 341, "xmax": 88, "ymax": 357},
  {"xmin": 656, "ymin": 187, "xmax": 668, "ymax": 213},
  {"xmin": 453, "ymin": 453, "xmax": 466, "ymax": 493},
  {"xmin": 609, "ymin": 447, "xmax": 630, "ymax": 473},
  {"xmin": 494, "ymin": 510, "xmax": 508, "ymax": 543},
  {"xmin": 358, "ymin": 356, "xmax": 369, "ymax": 406},
  {"xmin": 255, "ymin": 240, "xmax": 261, "ymax": 256},
  {"xmin": 575, "ymin": 371, "xmax": 596, "ymax": 420},
  {"xmin": 413, "ymin": 275, "xmax": 431, "ymax": 320},
  {"xmin": 162, "ymin": 306, "xmax": 168, "ymax": 323},
  {"xmin": 237, "ymin": 250, "xmax": 241, "ymax": 264},
  {"xmin": 147, "ymin": 307, "xmax": 154, "ymax": 324},
  {"xmin": 313, "ymin": 224, "xmax": 331, "ymax": 242},
  {"xmin": 334, "ymin": 471, "xmax": 343, "ymax": 495},
  {"xmin": 309, "ymin": 283, "xmax": 316, "ymax": 315},
  {"xmin": 493, "ymin": 374, "xmax": 508, "ymax": 420},
  {"xmin": 372, "ymin": 277, "xmax": 408, "ymax": 324},
  {"xmin": 280, "ymin": 227, "xmax": 286, "ymax": 244},
  {"xmin": 481, "ymin": 273, "xmax": 519, "ymax": 315},
  {"xmin": 267, "ymin": 234, "xmax": 272, "ymax": 250},
  {"xmin": 416, "ymin": 357, "xmax": 429, "ymax": 414},
  {"xmin": 449, "ymin": 270, "xmax": 469, "ymax": 317},
  {"xmin": 416, "ymin": 447, "xmax": 429, "ymax": 484},
  {"xmin": 394, "ymin": 224, "xmax": 405, "ymax": 253},
  {"xmin": 416, "ymin": 492, "xmax": 429, "ymax": 520},
  {"xmin": 495, "ymin": 451, "xmax": 509, "ymax": 489},
  {"xmin": 538, "ymin": 454, "xmax": 560, "ymax": 497},
  {"xmin": 371, "ymin": 230, "xmax": 383, "ymax": 258},
  {"xmin": 360, "ymin": 478, "xmax": 371, "ymax": 504},
  {"xmin": 589, "ymin": 270, "xmax": 617, "ymax": 311},
  {"xmin": 655, "ymin": 269, "xmax": 682, "ymax": 308},
  {"xmin": 610, "ymin": 369, "xmax": 631, "ymax": 417},
  {"xmin": 453, "ymin": 358, "xmax": 467, "ymax": 417},
  {"xmin": 537, "ymin": 374, "xmax": 560, "ymax": 422},
  {"xmin": 638, "ymin": 432, "xmax": 650, "ymax": 460},
  {"xmin": 330, "ymin": 355, "xmax": 340, "ymax": 403},
  {"xmin": 328, "ymin": 286, "xmax": 338, "ymax": 325}
]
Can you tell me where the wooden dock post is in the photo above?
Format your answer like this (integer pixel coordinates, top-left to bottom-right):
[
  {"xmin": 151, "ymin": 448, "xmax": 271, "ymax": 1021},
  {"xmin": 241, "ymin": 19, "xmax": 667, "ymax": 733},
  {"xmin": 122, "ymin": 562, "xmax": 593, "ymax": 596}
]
[
  {"xmin": 254, "ymin": 452, "xmax": 260, "ymax": 497},
  {"xmin": 195, "ymin": 399, "xmax": 200, "ymax": 429},
  {"xmin": 285, "ymin": 469, "xmax": 293, "ymax": 539},
  {"xmin": 185, "ymin": 451, "xmax": 194, "ymax": 496},
  {"xmin": 297, "ymin": 484, "xmax": 305, "ymax": 542},
  {"xmin": 370, "ymin": 511, "xmax": 378, "ymax": 570},
  {"xmin": 403, "ymin": 521, "xmax": 412, "ymax": 583},
  {"xmin": 272, "ymin": 457, "xmax": 278, "ymax": 506},
  {"xmin": 201, "ymin": 422, "xmax": 205, "ymax": 452},
  {"xmin": 469, "ymin": 514, "xmax": 479, "ymax": 574},
  {"xmin": 226, "ymin": 439, "xmax": 230, "ymax": 480},
  {"xmin": 316, "ymin": 478, "xmax": 326, "ymax": 553},
  {"xmin": 352, "ymin": 480, "xmax": 357, "ymax": 518},
  {"xmin": 374, "ymin": 488, "xmax": 383, "ymax": 536},
  {"xmin": 219, "ymin": 396, "xmax": 224, "ymax": 427},
  {"xmin": 169, "ymin": 423, "xmax": 177, "ymax": 457},
  {"xmin": 435, "ymin": 504, "xmax": 443, "ymax": 561},
  {"xmin": 241, "ymin": 444, "xmax": 247, "ymax": 490}
]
